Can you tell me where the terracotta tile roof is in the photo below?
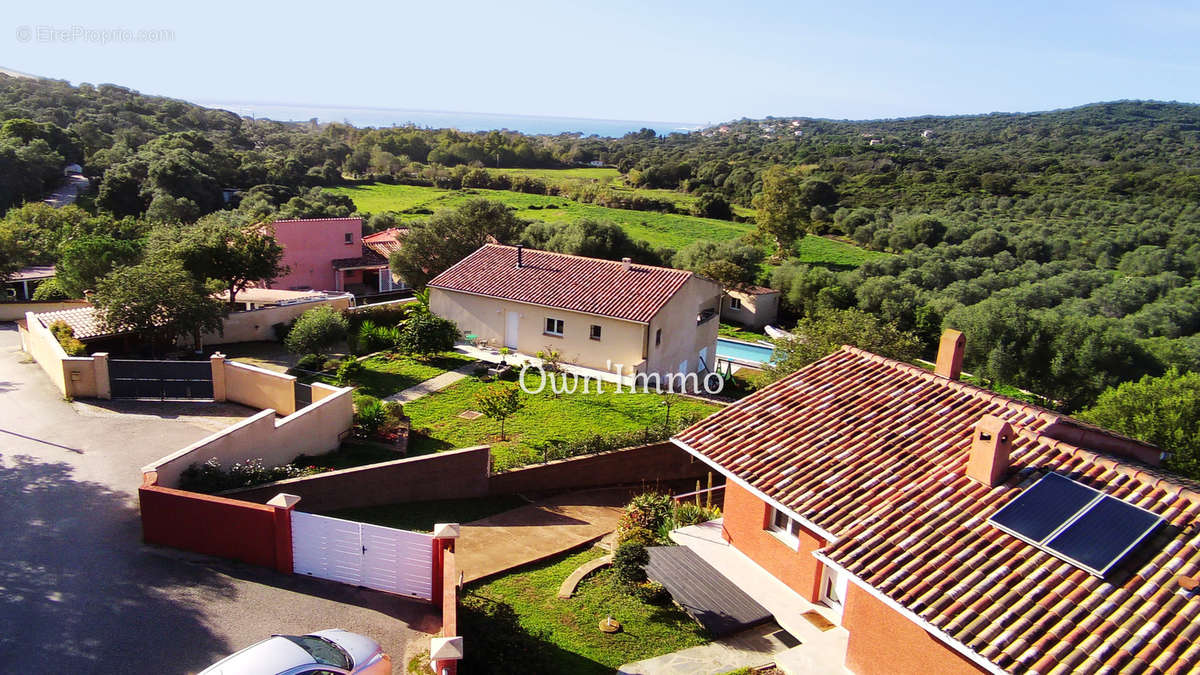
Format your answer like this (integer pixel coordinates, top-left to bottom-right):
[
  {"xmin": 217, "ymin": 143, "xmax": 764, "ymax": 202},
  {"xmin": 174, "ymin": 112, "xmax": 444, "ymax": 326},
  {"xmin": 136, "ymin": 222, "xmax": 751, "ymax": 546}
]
[
  {"xmin": 362, "ymin": 227, "xmax": 407, "ymax": 258},
  {"xmin": 427, "ymin": 244, "xmax": 694, "ymax": 323},
  {"xmin": 35, "ymin": 305, "xmax": 114, "ymax": 339},
  {"xmin": 331, "ymin": 246, "xmax": 388, "ymax": 270},
  {"xmin": 674, "ymin": 346, "xmax": 1199, "ymax": 674}
]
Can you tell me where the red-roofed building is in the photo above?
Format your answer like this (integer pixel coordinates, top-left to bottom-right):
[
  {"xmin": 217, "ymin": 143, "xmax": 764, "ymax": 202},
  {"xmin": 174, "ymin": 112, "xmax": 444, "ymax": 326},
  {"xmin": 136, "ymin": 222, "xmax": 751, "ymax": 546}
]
[
  {"xmin": 669, "ymin": 332, "xmax": 1199, "ymax": 674},
  {"xmin": 267, "ymin": 218, "xmax": 406, "ymax": 296},
  {"xmin": 428, "ymin": 244, "xmax": 722, "ymax": 377}
]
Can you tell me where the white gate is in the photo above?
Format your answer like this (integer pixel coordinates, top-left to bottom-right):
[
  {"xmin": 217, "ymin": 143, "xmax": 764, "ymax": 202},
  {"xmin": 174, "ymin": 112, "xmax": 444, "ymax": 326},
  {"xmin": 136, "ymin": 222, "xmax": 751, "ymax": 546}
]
[{"xmin": 291, "ymin": 511, "xmax": 434, "ymax": 600}]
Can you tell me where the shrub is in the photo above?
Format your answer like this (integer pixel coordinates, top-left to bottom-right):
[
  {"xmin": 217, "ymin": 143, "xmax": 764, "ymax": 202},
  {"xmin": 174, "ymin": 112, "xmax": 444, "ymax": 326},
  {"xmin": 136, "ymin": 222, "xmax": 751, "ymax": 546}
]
[
  {"xmin": 31, "ymin": 278, "xmax": 70, "ymax": 301},
  {"xmin": 632, "ymin": 580, "xmax": 670, "ymax": 605},
  {"xmin": 530, "ymin": 414, "xmax": 701, "ymax": 464},
  {"xmin": 47, "ymin": 320, "xmax": 87, "ymax": 356},
  {"xmin": 672, "ymin": 502, "xmax": 722, "ymax": 528},
  {"xmin": 284, "ymin": 305, "xmax": 349, "ymax": 355},
  {"xmin": 354, "ymin": 319, "xmax": 402, "ymax": 353},
  {"xmin": 354, "ymin": 394, "xmax": 388, "ymax": 435},
  {"xmin": 294, "ymin": 353, "xmax": 324, "ymax": 372},
  {"xmin": 272, "ymin": 321, "xmax": 293, "ymax": 342},
  {"xmin": 626, "ymin": 492, "xmax": 674, "ymax": 531},
  {"xmin": 616, "ymin": 525, "xmax": 658, "ymax": 548},
  {"xmin": 178, "ymin": 457, "xmax": 309, "ymax": 494},
  {"xmin": 396, "ymin": 313, "xmax": 459, "ymax": 358},
  {"xmin": 612, "ymin": 541, "xmax": 650, "ymax": 586},
  {"xmin": 334, "ymin": 358, "xmax": 363, "ymax": 386}
]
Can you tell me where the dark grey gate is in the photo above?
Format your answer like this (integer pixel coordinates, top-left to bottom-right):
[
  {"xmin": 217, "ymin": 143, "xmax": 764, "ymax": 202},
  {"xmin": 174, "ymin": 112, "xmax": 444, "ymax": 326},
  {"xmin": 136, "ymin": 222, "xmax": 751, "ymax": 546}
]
[
  {"xmin": 294, "ymin": 381, "xmax": 313, "ymax": 408},
  {"xmin": 109, "ymin": 360, "xmax": 214, "ymax": 400}
]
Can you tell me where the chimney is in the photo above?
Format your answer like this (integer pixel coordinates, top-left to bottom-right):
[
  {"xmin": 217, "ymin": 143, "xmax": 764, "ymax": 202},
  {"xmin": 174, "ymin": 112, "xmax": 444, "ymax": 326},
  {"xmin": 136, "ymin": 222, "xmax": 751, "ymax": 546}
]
[
  {"xmin": 621, "ymin": 257, "xmax": 632, "ymax": 271},
  {"xmin": 516, "ymin": 244, "xmax": 524, "ymax": 268},
  {"xmin": 935, "ymin": 329, "xmax": 965, "ymax": 380},
  {"xmin": 967, "ymin": 414, "xmax": 1012, "ymax": 487}
]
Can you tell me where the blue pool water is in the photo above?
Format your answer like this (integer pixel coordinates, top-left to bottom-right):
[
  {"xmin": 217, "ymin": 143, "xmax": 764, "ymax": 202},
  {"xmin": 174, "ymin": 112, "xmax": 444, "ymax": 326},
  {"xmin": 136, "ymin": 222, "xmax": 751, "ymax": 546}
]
[{"xmin": 716, "ymin": 337, "xmax": 775, "ymax": 364}]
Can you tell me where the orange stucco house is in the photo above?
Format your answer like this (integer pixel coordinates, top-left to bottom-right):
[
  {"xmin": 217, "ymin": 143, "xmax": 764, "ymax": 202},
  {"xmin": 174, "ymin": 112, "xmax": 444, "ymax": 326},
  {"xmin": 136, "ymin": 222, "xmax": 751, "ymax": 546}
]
[{"xmin": 669, "ymin": 331, "xmax": 1199, "ymax": 674}]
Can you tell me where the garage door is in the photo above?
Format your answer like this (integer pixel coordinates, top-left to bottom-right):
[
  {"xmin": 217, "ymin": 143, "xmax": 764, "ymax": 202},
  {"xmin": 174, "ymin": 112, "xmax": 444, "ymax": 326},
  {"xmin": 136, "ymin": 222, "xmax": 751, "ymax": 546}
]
[{"xmin": 291, "ymin": 511, "xmax": 434, "ymax": 600}]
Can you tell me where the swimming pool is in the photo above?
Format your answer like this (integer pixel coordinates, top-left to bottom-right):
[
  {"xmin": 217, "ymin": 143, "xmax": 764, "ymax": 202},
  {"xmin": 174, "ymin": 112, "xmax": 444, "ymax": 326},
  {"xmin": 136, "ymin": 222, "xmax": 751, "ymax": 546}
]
[{"xmin": 716, "ymin": 337, "xmax": 775, "ymax": 365}]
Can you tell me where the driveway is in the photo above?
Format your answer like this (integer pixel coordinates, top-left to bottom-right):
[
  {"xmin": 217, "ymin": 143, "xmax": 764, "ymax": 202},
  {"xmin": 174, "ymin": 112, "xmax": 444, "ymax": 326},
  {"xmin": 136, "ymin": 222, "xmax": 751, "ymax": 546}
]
[{"xmin": 0, "ymin": 323, "xmax": 437, "ymax": 674}]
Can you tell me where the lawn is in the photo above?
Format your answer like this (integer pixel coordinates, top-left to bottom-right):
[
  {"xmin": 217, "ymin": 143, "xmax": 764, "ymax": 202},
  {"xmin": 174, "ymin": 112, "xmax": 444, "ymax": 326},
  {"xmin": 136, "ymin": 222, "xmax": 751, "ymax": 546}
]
[
  {"xmin": 718, "ymin": 322, "xmax": 769, "ymax": 343},
  {"xmin": 793, "ymin": 235, "xmax": 891, "ymax": 268},
  {"xmin": 459, "ymin": 546, "xmax": 708, "ymax": 674},
  {"xmin": 403, "ymin": 372, "xmax": 723, "ymax": 469},
  {"xmin": 328, "ymin": 495, "xmax": 527, "ymax": 532},
  {"xmin": 326, "ymin": 182, "xmax": 754, "ymax": 250},
  {"xmin": 315, "ymin": 352, "xmax": 476, "ymax": 399}
]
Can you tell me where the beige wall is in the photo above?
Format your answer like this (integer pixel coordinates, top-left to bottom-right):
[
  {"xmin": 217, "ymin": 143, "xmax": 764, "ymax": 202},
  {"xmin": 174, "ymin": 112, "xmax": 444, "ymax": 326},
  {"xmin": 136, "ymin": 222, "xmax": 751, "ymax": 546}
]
[
  {"xmin": 431, "ymin": 288, "xmax": 648, "ymax": 373},
  {"xmin": 0, "ymin": 300, "xmax": 89, "ymax": 322},
  {"xmin": 224, "ymin": 360, "xmax": 297, "ymax": 415},
  {"xmin": 721, "ymin": 289, "xmax": 780, "ymax": 330},
  {"xmin": 200, "ymin": 295, "xmax": 353, "ymax": 346},
  {"xmin": 644, "ymin": 275, "xmax": 722, "ymax": 375},
  {"xmin": 144, "ymin": 382, "xmax": 354, "ymax": 488},
  {"xmin": 18, "ymin": 312, "xmax": 103, "ymax": 398}
]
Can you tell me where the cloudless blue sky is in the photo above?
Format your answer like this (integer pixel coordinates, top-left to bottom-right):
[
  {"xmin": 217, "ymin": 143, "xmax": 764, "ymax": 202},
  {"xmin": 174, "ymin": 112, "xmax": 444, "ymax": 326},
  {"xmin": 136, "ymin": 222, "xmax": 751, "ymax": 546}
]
[{"xmin": 2, "ymin": 0, "xmax": 1197, "ymax": 123}]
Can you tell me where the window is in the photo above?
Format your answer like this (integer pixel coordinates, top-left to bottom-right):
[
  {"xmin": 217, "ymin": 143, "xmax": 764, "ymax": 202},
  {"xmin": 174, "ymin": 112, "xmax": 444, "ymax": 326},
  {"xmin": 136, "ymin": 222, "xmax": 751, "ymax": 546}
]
[
  {"xmin": 729, "ymin": 297, "xmax": 743, "ymax": 311},
  {"xmin": 767, "ymin": 506, "xmax": 802, "ymax": 545},
  {"xmin": 820, "ymin": 566, "xmax": 847, "ymax": 611},
  {"xmin": 655, "ymin": 328, "xmax": 662, "ymax": 346},
  {"xmin": 589, "ymin": 324, "xmax": 602, "ymax": 341},
  {"xmin": 545, "ymin": 317, "xmax": 564, "ymax": 336},
  {"xmin": 344, "ymin": 232, "xmax": 353, "ymax": 245}
]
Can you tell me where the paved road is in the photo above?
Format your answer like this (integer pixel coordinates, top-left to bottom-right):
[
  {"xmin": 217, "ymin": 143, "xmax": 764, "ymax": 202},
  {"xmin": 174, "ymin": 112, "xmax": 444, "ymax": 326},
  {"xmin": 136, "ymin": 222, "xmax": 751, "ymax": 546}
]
[{"xmin": 0, "ymin": 323, "xmax": 436, "ymax": 674}]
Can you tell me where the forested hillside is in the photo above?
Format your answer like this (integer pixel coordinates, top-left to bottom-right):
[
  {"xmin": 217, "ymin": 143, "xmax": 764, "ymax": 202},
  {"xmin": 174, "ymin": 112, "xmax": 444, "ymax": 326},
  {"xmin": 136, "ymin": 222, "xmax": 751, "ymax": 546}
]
[{"xmin": 3, "ymin": 73, "xmax": 1200, "ymax": 417}]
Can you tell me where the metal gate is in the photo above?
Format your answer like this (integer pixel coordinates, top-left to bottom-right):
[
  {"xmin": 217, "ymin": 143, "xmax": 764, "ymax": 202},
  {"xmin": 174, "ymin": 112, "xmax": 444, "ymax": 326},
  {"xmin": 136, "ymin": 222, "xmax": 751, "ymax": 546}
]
[
  {"xmin": 290, "ymin": 511, "xmax": 434, "ymax": 600},
  {"xmin": 294, "ymin": 381, "xmax": 313, "ymax": 408},
  {"xmin": 109, "ymin": 359, "xmax": 214, "ymax": 400}
]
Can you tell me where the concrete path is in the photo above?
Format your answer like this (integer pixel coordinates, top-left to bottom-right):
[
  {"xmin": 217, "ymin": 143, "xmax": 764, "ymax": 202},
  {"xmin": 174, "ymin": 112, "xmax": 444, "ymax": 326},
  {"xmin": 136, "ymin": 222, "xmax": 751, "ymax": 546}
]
[
  {"xmin": 618, "ymin": 622, "xmax": 798, "ymax": 674},
  {"xmin": 0, "ymin": 323, "xmax": 438, "ymax": 673},
  {"xmin": 384, "ymin": 363, "xmax": 477, "ymax": 403},
  {"xmin": 456, "ymin": 487, "xmax": 632, "ymax": 583}
]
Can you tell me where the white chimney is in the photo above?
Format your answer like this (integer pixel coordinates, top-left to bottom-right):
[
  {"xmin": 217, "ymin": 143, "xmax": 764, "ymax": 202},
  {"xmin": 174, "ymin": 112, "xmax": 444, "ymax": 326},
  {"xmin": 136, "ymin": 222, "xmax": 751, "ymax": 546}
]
[{"xmin": 621, "ymin": 257, "xmax": 632, "ymax": 271}]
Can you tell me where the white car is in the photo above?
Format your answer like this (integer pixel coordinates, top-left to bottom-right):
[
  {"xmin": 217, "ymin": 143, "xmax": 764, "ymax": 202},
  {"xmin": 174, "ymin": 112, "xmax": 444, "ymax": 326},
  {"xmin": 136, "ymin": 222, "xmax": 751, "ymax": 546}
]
[{"xmin": 198, "ymin": 629, "xmax": 392, "ymax": 675}]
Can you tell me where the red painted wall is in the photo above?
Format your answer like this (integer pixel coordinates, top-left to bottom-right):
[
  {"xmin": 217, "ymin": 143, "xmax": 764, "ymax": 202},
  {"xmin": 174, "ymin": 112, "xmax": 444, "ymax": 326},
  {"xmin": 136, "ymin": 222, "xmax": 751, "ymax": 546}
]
[
  {"xmin": 843, "ymin": 584, "xmax": 986, "ymax": 675},
  {"xmin": 139, "ymin": 484, "xmax": 280, "ymax": 570},
  {"xmin": 721, "ymin": 481, "xmax": 826, "ymax": 603},
  {"xmin": 269, "ymin": 218, "xmax": 362, "ymax": 292}
]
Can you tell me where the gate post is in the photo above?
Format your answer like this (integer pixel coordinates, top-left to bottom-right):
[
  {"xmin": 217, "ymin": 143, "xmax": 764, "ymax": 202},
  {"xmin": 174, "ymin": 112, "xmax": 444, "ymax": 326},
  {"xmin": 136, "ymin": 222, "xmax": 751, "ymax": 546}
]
[
  {"xmin": 267, "ymin": 493, "xmax": 301, "ymax": 574},
  {"xmin": 93, "ymin": 352, "xmax": 111, "ymax": 400},
  {"xmin": 210, "ymin": 352, "xmax": 227, "ymax": 402},
  {"xmin": 431, "ymin": 522, "xmax": 462, "ymax": 675}
]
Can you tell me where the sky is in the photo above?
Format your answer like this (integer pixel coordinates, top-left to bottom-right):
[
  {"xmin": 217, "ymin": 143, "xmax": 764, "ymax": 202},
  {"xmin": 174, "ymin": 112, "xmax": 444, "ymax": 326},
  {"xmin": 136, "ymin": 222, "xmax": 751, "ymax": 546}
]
[{"xmin": 1, "ymin": 0, "xmax": 1198, "ymax": 124}]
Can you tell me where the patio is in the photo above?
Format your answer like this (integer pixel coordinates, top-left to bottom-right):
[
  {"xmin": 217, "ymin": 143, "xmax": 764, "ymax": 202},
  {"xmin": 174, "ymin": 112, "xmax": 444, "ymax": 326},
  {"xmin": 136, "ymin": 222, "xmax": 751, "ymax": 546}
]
[
  {"xmin": 453, "ymin": 342, "xmax": 638, "ymax": 387},
  {"xmin": 669, "ymin": 519, "xmax": 851, "ymax": 674}
]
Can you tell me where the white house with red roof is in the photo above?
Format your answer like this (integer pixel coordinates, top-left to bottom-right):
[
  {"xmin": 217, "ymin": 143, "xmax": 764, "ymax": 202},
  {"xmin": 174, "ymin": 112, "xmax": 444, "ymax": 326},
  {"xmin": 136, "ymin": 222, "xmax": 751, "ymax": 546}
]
[
  {"xmin": 427, "ymin": 244, "xmax": 722, "ymax": 378},
  {"xmin": 667, "ymin": 330, "xmax": 1199, "ymax": 674}
]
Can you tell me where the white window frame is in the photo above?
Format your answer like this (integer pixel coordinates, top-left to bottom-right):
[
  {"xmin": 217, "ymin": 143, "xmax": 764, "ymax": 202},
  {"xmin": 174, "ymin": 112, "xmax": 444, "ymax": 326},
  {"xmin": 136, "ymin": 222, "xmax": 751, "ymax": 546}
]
[
  {"xmin": 545, "ymin": 317, "xmax": 564, "ymax": 337},
  {"xmin": 729, "ymin": 297, "xmax": 743, "ymax": 311},
  {"xmin": 820, "ymin": 565, "xmax": 849, "ymax": 616},
  {"xmin": 767, "ymin": 506, "xmax": 802, "ymax": 549}
]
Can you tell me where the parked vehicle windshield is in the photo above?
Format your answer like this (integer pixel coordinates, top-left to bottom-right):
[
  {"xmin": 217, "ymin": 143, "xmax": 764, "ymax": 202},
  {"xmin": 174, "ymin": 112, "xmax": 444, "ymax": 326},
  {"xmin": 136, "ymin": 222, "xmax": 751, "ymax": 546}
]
[{"xmin": 281, "ymin": 635, "xmax": 352, "ymax": 669}]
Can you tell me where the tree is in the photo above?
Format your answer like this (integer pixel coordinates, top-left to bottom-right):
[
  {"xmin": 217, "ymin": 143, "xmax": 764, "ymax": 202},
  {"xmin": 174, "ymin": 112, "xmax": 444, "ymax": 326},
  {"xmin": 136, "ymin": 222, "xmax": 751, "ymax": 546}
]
[
  {"xmin": 148, "ymin": 217, "xmax": 286, "ymax": 305},
  {"xmin": 396, "ymin": 313, "xmax": 459, "ymax": 358},
  {"xmin": 765, "ymin": 308, "xmax": 922, "ymax": 382},
  {"xmin": 754, "ymin": 165, "xmax": 807, "ymax": 256},
  {"xmin": 390, "ymin": 199, "xmax": 527, "ymax": 288},
  {"xmin": 693, "ymin": 193, "xmax": 733, "ymax": 220},
  {"xmin": 474, "ymin": 383, "xmax": 524, "ymax": 441},
  {"xmin": 1076, "ymin": 369, "xmax": 1200, "ymax": 479},
  {"xmin": 672, "ymin": 240, "xmax": 764, "ymax": 286},
  {"xmin": 284, "ymin": 305, "xmax": 349, "ymax": 356},
  {"xmin": 55, "ymin": 234, "xmax": 144, "ymax": 298},
  {"xmin": 93, "ymin": 260, "xmax": 226, "ymax": 352},
  {"xmin": 0, "ymin": 222, "xmax": 24, "ymax": 281},
  {"xmin": 521, "ymin": 218, "xmax": 666, "ymax": 266}
]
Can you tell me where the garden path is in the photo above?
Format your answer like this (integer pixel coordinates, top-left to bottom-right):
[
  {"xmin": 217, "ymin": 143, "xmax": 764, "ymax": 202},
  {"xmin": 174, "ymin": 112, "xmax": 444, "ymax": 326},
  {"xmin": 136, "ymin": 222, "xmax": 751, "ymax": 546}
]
[{"xmin": 384, "ymin": 363, "xmax": 477, "ymax": 403}]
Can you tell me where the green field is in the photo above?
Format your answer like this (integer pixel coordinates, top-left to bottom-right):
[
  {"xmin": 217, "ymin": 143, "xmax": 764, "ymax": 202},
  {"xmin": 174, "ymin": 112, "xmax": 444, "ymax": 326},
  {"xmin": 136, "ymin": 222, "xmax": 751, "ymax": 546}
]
[
  {"xmin": 794, "ymin": 235, "xmax": 891, "ymax": 267},
  {"xmin": 328, "ymin": 182, "xmax": 754, "ymax": 249}
]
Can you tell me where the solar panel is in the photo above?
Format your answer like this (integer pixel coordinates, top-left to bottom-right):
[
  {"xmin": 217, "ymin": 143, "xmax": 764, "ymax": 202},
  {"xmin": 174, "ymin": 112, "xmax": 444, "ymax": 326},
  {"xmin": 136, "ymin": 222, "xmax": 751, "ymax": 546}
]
[
  {"xmin": 987, "ymin": 472, "xmax": 1163, "ymax": 577},
  {"xmin": 1045, "ymin": 495, "xmax": 1163, "ymax": 576},
  {"xmin": 989, "ymin": 473, "xmax": 1099, "ymax": 541}
]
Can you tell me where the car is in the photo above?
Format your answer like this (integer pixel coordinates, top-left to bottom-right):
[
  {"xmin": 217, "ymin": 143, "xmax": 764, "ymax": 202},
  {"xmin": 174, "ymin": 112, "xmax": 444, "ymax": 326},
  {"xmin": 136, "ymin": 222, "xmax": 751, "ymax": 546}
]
[{"xmin": 197, "ymin": 629, "xmax": 392, "ymax": 675}]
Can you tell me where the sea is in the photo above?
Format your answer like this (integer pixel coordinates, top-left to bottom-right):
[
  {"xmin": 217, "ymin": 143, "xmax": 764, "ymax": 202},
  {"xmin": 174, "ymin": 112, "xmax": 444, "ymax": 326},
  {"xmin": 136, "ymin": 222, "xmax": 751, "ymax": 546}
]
[{"xmin": 197, "ymin": 100, "xmax": 704, "ymax": 138}]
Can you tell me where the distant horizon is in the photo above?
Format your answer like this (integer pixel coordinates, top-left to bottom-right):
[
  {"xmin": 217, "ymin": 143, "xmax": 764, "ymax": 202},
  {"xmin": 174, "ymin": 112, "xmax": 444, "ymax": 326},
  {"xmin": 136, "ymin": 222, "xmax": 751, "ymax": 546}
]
[{"xmin": 6, "ymin": 1, "xmax": 1197, "ymax": 124}]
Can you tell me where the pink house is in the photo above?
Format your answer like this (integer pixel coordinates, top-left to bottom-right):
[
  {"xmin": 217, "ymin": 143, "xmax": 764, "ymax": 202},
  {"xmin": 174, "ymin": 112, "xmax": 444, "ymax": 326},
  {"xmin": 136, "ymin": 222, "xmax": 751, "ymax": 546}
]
[{"xmin": 267, "ymin": 218, "xmax": 405, "ymax": 295}]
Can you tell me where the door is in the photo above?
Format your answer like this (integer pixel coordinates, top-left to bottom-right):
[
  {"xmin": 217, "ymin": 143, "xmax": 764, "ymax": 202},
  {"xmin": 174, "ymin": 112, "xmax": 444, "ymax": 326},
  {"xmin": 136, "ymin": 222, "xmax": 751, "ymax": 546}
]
[
  {"xmin": 291, "ymin": 511, "xmax": 434, "ymax": 600},
  {"xmin": 505, "ymin": 311, "xmax": 519, "ymax": 348},
  {"xmin": 379, "ymin": 268, "xmax": 393, "ymax": 293},
  {"xmin": 698, "ymin": 347, "xmax": 709, "ymax": 372}
]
